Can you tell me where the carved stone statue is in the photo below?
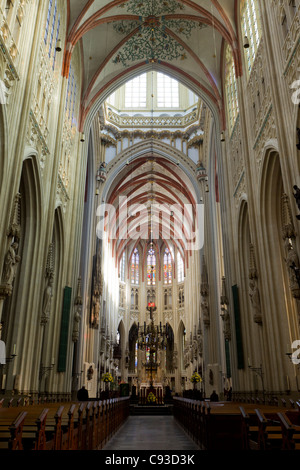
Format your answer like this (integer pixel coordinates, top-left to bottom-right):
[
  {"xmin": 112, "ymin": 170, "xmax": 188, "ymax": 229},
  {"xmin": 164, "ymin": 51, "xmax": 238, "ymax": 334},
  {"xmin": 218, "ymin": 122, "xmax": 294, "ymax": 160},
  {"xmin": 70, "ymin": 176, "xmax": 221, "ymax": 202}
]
[
  {"xmin": 286, "ymin": 241, "xmax": 300, "ymax": 298},
  {"xmin": 293, "ymin": 185, "xmax": 300, "ymax": 219},
  {"xmin": 198, "ymin": 334, "xmax": 203, "ymax": 357},
  {"xmin": 72, "ymin": 307, "xmax": 81, "ymax": 342},
  {"xmin": 2, "ymin": 242, "xmax": 20, "ymax": 286},
  {"xmin": 92, "ymin": 289, "xmax": 100, "ymax": 327},
  {"xmin": 201, "ymin": 298, "xmax": 210, "ymax": 326},
  {"xmin": 249, "ymin": 278, "xmax": 262, "ymax": 324},
  {"xmin": 41, "ymin": 275, "xmax": 54, "ymax": 325},
  {"xmin": 221, "ymin": 308, "xmax": 231, "ymax": 341},
  {"xmin": 87, "ymin": 365, "xmax": 94, "ymax": 381}
]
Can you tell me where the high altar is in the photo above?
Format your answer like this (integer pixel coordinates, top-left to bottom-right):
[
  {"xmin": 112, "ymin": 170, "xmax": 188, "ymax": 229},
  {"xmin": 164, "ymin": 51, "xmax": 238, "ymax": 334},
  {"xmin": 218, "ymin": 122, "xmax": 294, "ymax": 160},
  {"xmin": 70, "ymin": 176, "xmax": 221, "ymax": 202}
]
[
  {"xmin": 137, "ymin": 302, "xmax": 167, "ymax": 405},
  {"xmin": 140, "ymin": 382, "xmax": 164, "ymax": 404}
]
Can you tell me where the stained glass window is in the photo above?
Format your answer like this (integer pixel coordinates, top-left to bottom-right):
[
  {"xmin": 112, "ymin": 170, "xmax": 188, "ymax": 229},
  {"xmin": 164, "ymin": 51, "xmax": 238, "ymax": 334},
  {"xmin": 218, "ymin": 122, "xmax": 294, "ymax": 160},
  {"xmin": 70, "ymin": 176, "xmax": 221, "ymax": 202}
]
[
  {"xmin": 131, "ymin": 248, "xmax": 139, "ymax": 285},
  {"xmin": 157, "ymin": 73, "xmax": 179, "ymax": 108},
  {"xmin": 52, "ymin": 15, "xmax": 60, "ymax": 70},
  {"xmin": 147, "ymin": 247, "xmax": 156, "ymax": 286},
  {"xmin": 135, "ymin": 341, "xmax": 138, "ymax": 369},
  {"xmin": 125, "ymin": 73, "xmax": 147, "ymax": 108},
  {"xmin": 225, "ymin": 45, "xmax": 239, "ymax": 134},
  {"xmin": 177, "ymin": 251, "xmax": 184, "ymax": 283},
  {"xmin": 241, "ymin": 0, "xmax": 262, "ymax": 74},
  {"xmin": 65, "ymin": 66, "xmax": 77, "ymax": 125},
  {"xmin": 48, "ymin": 0, "xmax": 57, "ymax": 58},
  {"xmin": 164, "ymin": 248, "xmax": 172, "ymax": 284},
  {"xmin": 44, "ymin": 0, "xmax": 53, "ymax": 45}
]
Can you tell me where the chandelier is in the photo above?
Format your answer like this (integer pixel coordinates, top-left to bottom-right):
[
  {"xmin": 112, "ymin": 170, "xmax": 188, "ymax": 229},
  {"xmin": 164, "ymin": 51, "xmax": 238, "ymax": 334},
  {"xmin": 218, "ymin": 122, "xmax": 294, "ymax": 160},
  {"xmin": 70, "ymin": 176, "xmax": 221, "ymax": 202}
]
[{"xmin": 137, "ymin": 302, "xmax": 170, "ymax": 386}]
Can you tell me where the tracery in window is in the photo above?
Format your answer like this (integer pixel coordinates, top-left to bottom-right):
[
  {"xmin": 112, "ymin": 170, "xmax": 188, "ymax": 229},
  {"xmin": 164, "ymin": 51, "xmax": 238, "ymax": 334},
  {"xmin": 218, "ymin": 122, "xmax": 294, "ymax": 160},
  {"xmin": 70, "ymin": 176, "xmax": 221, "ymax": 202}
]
[
  {"xmin": 65, "ymin": 65, "xmax": 77, "ymax": 127},
  {"xmin": 125, "ymin": 73, "xmax": 147, "ymax": 108},
  {"xmin": 44, "ymin": 0, "xmax": 53, "ymax": 45},
  {"xmin": 131, "ymin": 248, "xmax": 139, "ymax": 285},
  {"xmin": 241, "ymin": 0, "xmax": 262, "ymax": 74},
  {"xmin": 225, "ymin": 45, "xmax": 239, "ymax": 133},
  {"xmin": 147, "ymin": 247, "xmax": 156, "ymax": 286},
  {"xmin": 163, "ymin": 248, "xmax": 172, "ymax": 284},
  {"xmin": 157, "ymin": 73, "xmax": 179, "ymax": 108}
]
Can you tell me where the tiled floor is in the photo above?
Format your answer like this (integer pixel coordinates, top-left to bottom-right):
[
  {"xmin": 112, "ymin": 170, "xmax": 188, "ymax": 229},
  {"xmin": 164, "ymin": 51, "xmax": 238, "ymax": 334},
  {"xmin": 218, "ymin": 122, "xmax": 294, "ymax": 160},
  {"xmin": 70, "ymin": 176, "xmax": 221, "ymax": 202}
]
[{"xmin": 102, "ymin": 416, "xmax": 200, "ymax": 450}]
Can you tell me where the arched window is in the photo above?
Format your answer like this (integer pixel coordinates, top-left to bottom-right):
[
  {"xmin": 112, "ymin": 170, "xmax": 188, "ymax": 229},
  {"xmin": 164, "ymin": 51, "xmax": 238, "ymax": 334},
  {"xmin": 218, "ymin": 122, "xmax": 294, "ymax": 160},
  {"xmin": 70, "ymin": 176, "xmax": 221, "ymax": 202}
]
[
  {"xmin": 52, "ymin": 13, "xmax": 61, "ymax": 70},
  {"xmin": 163, "ymin": 248, "xmax": 172, "ymax": 284},
  {"xmin": 131, "ymin": 248, "xmax": 139, "ymax": 285},
  {"xmin": 177, "ymin": 251, "xmax": 184, "ymax": 283},
  {"xmin": 44, "ymin": 0, "xmax": 53, "ymax": 45},
  {"xmin": 48, "ymin": 0, "xmax": 57, "ymax": 58},
  {"xmin": 241, "ymin": 0, "xmax": 262, "ymax": 74},
  {"xmin": 65, "ymin": 65, "xmax": 77, "ymax": 128},
  {"xmin": 225, "ymin": 44, "xmax": 239, "ymax": 134},
  {"xmin": 157, "ymin": 73, "xmax": 179, "ymax": 108},
  {"xmin": 125, "ymin": 73, "xmax": 147, "ymax": 108},
  {"xmin": 147, "ymin": 247, "xmax": 156, "ymax": 286},
  {"xmin": 120, "ymin": 251, "xmax": 126, "ymax": 282}
]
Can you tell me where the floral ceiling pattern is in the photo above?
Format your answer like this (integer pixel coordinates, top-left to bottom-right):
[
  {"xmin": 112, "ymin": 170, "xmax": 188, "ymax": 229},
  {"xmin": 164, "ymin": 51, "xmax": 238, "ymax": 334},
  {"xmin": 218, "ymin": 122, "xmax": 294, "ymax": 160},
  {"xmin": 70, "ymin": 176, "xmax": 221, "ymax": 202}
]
[
  {"xmin": 118, "ymin": 0, "xmax": 185, "ymax": 16},
  {"xmin": 113, "ymin": 2, "xmax": 207, "ymax": 66}
]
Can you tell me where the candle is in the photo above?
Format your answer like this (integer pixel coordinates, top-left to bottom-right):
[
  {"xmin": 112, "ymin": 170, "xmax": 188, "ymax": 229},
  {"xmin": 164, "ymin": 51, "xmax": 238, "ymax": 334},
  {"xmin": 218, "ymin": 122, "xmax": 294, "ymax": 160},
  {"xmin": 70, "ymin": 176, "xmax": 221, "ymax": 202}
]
[{"xmin": 13, "ymin": 344, "xmax": 16, "ymax": 355}]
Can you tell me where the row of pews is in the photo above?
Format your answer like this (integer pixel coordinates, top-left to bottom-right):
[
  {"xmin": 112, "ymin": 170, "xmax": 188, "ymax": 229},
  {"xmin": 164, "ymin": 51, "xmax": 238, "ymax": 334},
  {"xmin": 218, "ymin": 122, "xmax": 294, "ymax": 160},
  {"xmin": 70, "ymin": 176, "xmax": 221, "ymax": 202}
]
[
  {"xmin": 173, "ymin": 397, "xmax": 300, "ymax": 450},
  {"xmin": 0, "ymin": 397, "xmax": 130, "ymax": 451}
]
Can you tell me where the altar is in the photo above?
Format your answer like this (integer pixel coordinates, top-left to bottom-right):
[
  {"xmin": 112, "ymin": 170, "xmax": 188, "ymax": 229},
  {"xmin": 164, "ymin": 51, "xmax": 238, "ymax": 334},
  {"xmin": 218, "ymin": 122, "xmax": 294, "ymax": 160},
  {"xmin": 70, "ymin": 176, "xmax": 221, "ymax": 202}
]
[{"xmin": 140, "ymin": 382, "xmax": 164, "ymax": 405}]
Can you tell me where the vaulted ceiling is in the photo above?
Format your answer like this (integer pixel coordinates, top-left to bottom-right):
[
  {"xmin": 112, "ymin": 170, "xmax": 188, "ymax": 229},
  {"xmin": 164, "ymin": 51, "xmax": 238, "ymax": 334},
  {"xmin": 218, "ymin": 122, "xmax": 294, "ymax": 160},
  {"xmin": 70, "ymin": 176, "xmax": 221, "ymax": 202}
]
[
  {"xmin": 67, "ymin": 1, "xmax": 236, "ymax": 269},
  {"xmin": 65, "ymin": 0, "xmax": 241, "ymax": 130}
]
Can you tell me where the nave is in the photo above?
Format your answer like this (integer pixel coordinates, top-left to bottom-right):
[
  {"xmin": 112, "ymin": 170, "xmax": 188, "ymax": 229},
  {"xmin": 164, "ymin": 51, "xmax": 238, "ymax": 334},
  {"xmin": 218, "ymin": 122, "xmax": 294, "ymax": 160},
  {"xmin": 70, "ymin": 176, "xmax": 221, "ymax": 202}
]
[
  {"xmin": 1, "ymin": 0, "xmax": 300, "ymax": 454},
  {"xmin": 102, "ymin": 415, "xmax": 200, "ymax": 451},
  {"xmin": 0, "ymin": 395, "xmax": 300, "ymax": 451}
]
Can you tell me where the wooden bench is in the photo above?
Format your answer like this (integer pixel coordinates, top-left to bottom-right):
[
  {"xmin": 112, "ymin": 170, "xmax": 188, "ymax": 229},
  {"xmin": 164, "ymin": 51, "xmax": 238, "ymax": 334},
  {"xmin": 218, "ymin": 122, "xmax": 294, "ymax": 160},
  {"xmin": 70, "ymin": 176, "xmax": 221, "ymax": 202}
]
[
  {"xmin": 239, "ymin": 406, "xmax": 259, "ymax": 450},
  {"xmin": 0, "ymin": 398, "xmax": 130, "ymax": 450},
  {"xmin": 0, "ymin": 410, "xmax": 28, "ymax": 450},
  {"xmin": 277, "ymin": 411, "xmax": 300, "ymax": 450},
  {"xmin": 255, "ymin": 409, "xmax": 283, "ymax": 450}
]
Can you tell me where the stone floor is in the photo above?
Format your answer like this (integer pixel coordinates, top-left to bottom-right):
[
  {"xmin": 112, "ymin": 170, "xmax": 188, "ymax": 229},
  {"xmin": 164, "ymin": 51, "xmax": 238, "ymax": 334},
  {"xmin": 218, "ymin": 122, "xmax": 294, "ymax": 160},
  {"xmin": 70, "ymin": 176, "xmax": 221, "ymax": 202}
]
[{"xmin": 102, "ymin": 416, "xmax": 201, "ymax": 450}]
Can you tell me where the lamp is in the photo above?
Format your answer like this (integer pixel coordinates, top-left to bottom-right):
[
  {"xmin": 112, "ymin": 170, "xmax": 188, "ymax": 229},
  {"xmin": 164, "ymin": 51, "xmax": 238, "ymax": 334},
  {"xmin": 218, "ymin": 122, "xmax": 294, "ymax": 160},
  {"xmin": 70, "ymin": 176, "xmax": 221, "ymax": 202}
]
[
  {"xmin": 243, "ymin": 35, "xmax": 250, "ymax": 49},
  {"xmin": 137, "ymin": 301, "xmax": 169, "ymax": 388}
]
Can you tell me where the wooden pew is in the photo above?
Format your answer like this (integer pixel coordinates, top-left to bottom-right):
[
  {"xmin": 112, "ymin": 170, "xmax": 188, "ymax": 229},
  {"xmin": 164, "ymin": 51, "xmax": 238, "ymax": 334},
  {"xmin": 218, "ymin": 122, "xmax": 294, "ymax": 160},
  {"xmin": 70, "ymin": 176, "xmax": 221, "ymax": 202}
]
[
  {"xmin": 0, "ymin": 398, "xmax": 129, "ymax": 451},
  {"xmin": 255, "ymin": 409, "xmax": 283, "ymax": 450},
  {"xmin": 0, "ymin": 410, "xmax": 28, "ymax": 450},
  {"xmin": 277, "ymin": 412, "xmax": 300, "ymax": 450},
  {"xmin": 239, "ymin": 406, "xmax": 259, "ymax": 450}
]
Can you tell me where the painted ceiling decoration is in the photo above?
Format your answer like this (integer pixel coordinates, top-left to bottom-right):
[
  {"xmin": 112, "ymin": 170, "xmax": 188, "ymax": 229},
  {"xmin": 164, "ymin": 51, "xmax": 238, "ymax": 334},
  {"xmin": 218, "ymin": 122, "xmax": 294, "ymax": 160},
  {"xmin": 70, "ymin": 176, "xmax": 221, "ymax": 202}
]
[
  {"xmin": 65, "ymin": 1, "xmax": 240, "ymax": 131},
  {"xmin": 112, "ymin": 16, "xmax": 207, "ymax": 66},
  {"xmin": 118, "ymin": 0, "xmax": 185, "ymax": 16},
  {"xmin": 113, "ymin": 22, "xmax": 187, "ymax": 66}
]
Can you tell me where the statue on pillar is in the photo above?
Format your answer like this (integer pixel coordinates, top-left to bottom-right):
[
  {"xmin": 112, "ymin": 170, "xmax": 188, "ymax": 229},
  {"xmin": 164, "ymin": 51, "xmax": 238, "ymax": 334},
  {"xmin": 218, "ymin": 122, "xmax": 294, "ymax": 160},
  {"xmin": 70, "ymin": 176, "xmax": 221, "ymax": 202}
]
[
  {"xmin": 91, "ymin": 288, "xmax": 100, "ymax": 327},
  {"xmin": 285, "ymin": 240, "xmax": 300, "ymax": 299},
  {"xmin": 249, "ymin": 278, "xmax": 262, "ymax": 324},
  {"xmin": 41, "ymin": 274, "xmax": 54, "ymax": 325},
  {"xmin": 1, "ymin": 241, "xmax": 20, "ymax": 288},
  {"xmin": 72, "ymin": 277, "xmax": 82, "ymax": 342},
  {"xmin": 293, "ymin": 185, "xmax": 300, "ymax": 219}
]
